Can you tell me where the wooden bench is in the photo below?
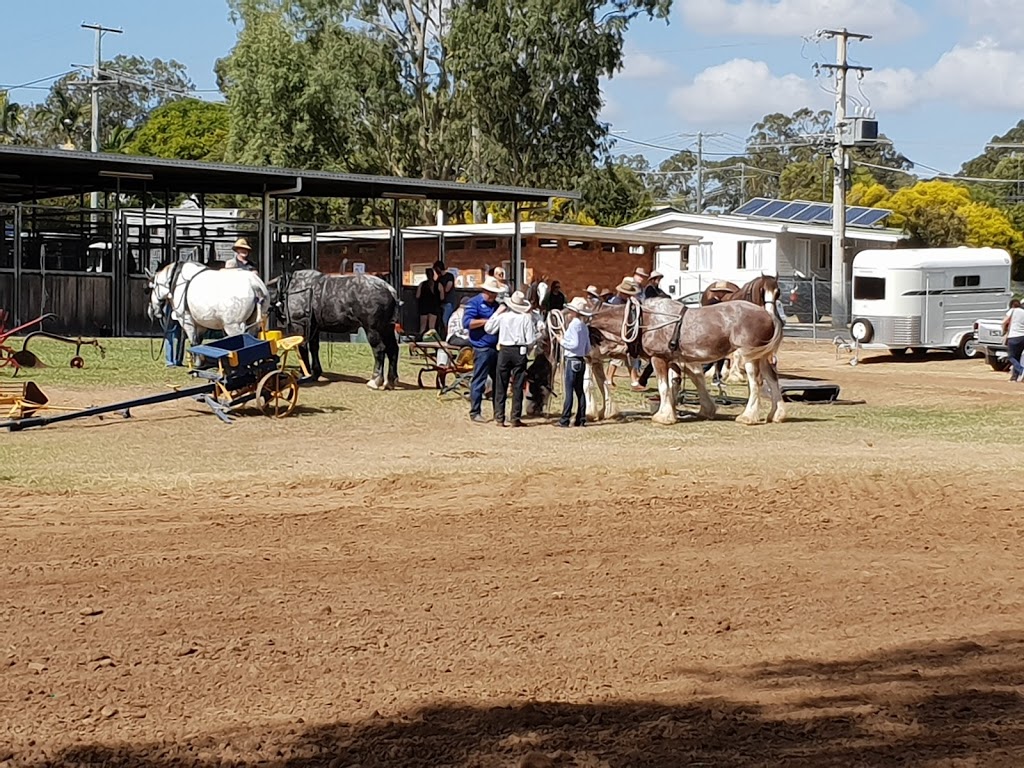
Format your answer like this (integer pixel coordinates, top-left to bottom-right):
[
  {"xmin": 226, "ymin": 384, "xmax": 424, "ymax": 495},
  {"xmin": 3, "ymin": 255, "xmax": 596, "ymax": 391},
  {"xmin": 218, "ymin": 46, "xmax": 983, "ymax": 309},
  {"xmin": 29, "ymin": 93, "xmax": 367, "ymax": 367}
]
[{"xmin": 407, "ymin": 339, "xmax": 473, "ymax": 390}]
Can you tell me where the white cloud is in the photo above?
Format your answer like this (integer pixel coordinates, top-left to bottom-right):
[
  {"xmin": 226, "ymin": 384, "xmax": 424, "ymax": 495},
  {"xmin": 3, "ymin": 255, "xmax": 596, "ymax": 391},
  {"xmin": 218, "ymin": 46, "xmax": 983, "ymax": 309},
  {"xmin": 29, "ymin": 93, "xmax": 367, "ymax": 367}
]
[
  {"xmin": 856, "ymin": 67, "xmax": 919, "ymax": 112},
  {"xmin": 669, "ymin": 59, "xmax": 823, "ymax": 124},
  {"xmin": 858, "ymin": 40, "xmax": 1024, "ymax": 113},
  {"xmin": 619, "ymin": 52, "xmax": 672, "ymax": 80},
  {"xmin": 599, "ymin": 95, "xmax": 622, "ymax": 123},
  {"xmin": 951, "ymin": 0, "xmax": 1024, "ymax": 45},
  {"xmin": 680, "ymin": 0, "xmax": 921, "ymax": 40}
]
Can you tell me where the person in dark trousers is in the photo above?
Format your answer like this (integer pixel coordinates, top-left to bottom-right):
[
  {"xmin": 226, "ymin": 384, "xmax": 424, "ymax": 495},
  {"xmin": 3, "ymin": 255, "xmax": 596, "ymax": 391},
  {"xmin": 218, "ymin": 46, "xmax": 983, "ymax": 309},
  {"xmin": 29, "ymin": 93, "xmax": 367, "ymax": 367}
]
[
  {"xmin": 484, "ymin": 290, "xmax": 537, "ymax": 427},
  {"xmin": 637, "ymin": 271, "xmax": 670, "ymax": 386},
  {"xmin": 558, "ymin": 297, "xmax": 593, "ymax": 428},
  {"xmin": 436, "ymin": 260, "xmax": 456, "ymax": 331},
  {"xmin": 416, "ymin": 266, "xmax": 440, "ymax": 338},
  {"xmin": 1003, "ymin": 298, "xmax": 1024, "ymax": 382},
  {"xmin": 463, "ymin": 276, "xmax": 502, "ymax": 423},
  {"xmin": 163, "ymin": 302, "xmax": 185, "ymax": 367}
]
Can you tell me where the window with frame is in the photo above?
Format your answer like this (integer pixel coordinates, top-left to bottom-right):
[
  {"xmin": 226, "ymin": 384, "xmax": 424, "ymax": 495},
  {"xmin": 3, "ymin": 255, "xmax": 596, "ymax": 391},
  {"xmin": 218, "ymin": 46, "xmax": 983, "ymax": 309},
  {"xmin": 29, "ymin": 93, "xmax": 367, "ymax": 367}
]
[
  {"xmin": 475, "ymin": 238, "xmax": 498, "ymax": 249},
  {"xmin": 692, "ymin": 242, "xmax": 713, "ymax": 271},
  {"xmin": 655, "ymin": 246, "xmax": 685, "ymax": 273},
  {"xmin": 794, "ymin": 238, "xmax": 811, "ymax": 274},
  {"xmin": 816, "ymin": 241, "xmax": 831, "ymax": 271},
  {"xmin": 854, "ymin": 276, "xmax": 886, "ymax": 300},
  {"xmin": 737, "ymin": 240, "xmax": 767, "ymax": 270},
  {"xmin": 953, "ymin": 274, "xmax": 980, "ymax": 287}
]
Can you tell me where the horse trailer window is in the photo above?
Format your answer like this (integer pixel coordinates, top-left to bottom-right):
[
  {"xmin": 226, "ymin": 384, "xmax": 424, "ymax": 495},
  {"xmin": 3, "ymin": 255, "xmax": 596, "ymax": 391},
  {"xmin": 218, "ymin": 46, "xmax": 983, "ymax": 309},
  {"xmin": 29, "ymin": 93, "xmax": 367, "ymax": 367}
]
[
  {"xmin": 854, "ymin": 276, "xmax": 885, "ymax": 300},
  {"xmin": 953, "ymin": 274, "xmax": 980, "ymax": 287}
]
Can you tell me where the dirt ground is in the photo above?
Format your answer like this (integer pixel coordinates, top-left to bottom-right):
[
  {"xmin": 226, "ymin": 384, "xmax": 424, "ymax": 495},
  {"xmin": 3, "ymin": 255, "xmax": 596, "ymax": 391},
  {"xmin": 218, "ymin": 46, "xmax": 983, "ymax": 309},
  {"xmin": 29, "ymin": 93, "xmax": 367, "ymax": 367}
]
[{"xmin": 3, "ymin": 341, "xmax": 1024, "ymax": 767}]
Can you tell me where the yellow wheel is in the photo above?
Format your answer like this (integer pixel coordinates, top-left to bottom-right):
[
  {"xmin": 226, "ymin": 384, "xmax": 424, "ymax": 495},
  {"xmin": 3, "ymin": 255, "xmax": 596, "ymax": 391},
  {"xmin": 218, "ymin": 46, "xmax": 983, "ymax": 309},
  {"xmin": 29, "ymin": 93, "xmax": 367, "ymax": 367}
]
[{"xmin": 257, "ymin": 369, "xmax": 299, "ymax": 418}]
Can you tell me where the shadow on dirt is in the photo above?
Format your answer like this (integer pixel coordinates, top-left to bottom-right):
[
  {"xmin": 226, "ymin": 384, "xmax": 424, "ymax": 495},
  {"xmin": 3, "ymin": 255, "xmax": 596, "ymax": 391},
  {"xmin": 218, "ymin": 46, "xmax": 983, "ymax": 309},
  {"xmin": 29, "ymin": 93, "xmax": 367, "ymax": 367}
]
[{"xmin": 20, "ymin": 632, "xmax": 1024, "ymax": 767}]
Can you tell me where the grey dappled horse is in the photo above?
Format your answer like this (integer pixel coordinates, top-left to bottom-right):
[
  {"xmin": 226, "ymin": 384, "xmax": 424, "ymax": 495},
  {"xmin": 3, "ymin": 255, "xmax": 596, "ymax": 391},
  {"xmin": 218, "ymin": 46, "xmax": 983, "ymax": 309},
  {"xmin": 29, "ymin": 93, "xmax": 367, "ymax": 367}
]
[{"xmin": 270, "ymin": 270, "xmax": 400, "ymax": 389}]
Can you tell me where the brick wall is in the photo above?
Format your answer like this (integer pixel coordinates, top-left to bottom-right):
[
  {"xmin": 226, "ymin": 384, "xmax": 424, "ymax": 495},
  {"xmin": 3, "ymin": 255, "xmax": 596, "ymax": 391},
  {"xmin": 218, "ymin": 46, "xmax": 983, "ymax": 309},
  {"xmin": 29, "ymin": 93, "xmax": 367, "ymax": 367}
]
[{"xmin": 316, "ymin": 234, "xmax": 656, "ymax": 298}]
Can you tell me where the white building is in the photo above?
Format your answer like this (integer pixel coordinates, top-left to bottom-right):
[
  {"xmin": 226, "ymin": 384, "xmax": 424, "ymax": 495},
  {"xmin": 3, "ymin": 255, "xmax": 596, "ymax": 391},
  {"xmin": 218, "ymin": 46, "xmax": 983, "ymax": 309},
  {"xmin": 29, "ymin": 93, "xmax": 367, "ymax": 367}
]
[{"xmin": 621, "ymin": 202, "xmax": 907, "ymax": 301}]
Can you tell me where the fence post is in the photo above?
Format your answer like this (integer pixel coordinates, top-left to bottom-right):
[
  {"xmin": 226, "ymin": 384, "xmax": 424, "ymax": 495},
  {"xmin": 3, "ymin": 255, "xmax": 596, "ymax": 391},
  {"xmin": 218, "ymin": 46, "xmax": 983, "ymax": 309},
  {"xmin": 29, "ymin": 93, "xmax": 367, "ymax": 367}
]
[{"xmin": 811, "ymin": 273, "xmax": 817, "ymax": 344}]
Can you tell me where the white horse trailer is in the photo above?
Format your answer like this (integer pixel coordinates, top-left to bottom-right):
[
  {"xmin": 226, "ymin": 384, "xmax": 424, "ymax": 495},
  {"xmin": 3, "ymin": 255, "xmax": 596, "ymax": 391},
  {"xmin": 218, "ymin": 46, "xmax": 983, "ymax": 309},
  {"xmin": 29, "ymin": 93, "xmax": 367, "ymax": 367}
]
[{"xmin": 849, "ymin": 247, "xmax": 1011, "ymax": 358}]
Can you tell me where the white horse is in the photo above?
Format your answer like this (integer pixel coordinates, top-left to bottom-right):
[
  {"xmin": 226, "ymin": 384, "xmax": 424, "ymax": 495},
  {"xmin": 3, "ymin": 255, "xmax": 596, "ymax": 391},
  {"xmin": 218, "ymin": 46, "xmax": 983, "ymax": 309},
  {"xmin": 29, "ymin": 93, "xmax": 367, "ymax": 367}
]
[{"xmin": 146, "ymin": 261, "xmax": 269, "ymax": 345}]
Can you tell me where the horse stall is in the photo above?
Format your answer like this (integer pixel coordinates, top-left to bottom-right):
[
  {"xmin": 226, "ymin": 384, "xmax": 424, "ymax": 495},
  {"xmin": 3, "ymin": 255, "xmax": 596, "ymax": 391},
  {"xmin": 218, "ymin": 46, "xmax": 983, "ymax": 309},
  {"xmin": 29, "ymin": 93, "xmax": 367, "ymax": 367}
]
[{"xmin": 13, "ymin": 205, "xmax": 116, "ymax": 336}]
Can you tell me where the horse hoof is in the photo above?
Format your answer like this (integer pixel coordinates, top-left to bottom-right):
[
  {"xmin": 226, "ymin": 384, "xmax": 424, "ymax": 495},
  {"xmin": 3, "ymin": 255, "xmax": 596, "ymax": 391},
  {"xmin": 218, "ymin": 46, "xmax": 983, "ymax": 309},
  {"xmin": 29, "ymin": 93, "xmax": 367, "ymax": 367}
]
[
  {"xmin": 651, "ymin": 411, "xmax": 677, "ymax": 426},
  {"xmin": 735, "ymin": 413, "xmax": 758, "ymax": 426},
  {"xmin": 366, "ymin": 379, "xmax": 382, "ymax": 390}
]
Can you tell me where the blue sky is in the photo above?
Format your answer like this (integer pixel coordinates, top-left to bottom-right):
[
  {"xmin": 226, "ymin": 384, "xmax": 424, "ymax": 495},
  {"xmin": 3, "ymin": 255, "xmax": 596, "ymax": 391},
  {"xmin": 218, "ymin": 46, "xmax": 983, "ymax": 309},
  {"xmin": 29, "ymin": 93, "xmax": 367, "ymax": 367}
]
[{"xmin": 2, "ymin": 1, "xmax": 1021, "ymax": 182}]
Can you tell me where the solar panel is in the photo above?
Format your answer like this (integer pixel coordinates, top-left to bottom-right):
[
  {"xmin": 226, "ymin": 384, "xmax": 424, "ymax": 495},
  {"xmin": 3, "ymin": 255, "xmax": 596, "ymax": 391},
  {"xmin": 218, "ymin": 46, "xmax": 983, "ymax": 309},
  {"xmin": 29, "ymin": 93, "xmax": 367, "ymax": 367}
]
[
  {"xmin": 844, "ymin": 206, "xmax": 872, "ymax": 225},
  {"xmin": 749, "ymin": 200, "xmax": 790, "ymax": 218},
  {"xmin": 791, "ymin": 203, "xmax": 831, "ymax": 222},
  {"xmin": 732, "ymin": 198, "xmax": 774, "ymax": 216},
  {"xmin": 848, "ymin": 208, "xmax": 891, "ymax": 227},
  {"xmin": 730, "ymin": 198, "xmax": 890, "ymax": 227},
  {"xmin": 775, "ymin": 201, "xmax": 813, "ymax": 220}
]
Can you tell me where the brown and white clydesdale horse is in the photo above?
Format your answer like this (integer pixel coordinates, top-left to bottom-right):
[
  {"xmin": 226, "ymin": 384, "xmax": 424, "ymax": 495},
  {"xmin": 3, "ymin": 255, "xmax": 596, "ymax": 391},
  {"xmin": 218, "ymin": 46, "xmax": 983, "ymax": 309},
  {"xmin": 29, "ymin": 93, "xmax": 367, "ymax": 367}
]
[
  {"xmin": 640, "ymin": 293, "xmax": 786, "ymax": 425},
  {"xmin": 700, "ymin": 275, "xmax": 786, "ymax": 384}
]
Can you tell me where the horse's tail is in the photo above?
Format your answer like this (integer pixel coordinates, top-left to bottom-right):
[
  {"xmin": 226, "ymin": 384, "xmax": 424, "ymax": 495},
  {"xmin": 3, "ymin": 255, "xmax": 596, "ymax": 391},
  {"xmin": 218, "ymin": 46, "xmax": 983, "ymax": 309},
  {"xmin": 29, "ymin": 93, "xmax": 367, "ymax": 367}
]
[
  {"xmin": 744, "ymin": 301, "xmax": 785, "ymax": 362},
  {"xmin": 251, "ymin": 274, "xmax": 270, "ymax": 330},
  {"xmin": 386, "ymin": 282, "xmax": 401, "ymax": 326}
]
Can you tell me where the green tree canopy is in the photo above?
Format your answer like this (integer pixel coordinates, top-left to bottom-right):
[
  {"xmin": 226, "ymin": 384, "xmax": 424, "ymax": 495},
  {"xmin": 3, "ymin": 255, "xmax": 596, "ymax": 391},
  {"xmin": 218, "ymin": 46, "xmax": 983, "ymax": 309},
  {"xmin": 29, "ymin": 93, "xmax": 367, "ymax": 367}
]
[
  {"xmin": 220, "ymin": 0, "xmax": 670, "ymax": 224},
  {"xmin": 128, "ymin": 99, "xmax": 229, "ymax": 161},
  {"xmin": 16, "ymin": 56, "xmax": 193, "ymax": 150}
]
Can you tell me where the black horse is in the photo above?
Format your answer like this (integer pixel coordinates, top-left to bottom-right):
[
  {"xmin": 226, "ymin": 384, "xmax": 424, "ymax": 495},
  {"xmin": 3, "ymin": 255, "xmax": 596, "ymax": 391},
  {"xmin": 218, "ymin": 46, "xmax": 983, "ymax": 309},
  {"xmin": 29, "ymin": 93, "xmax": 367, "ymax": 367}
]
[{"xmin": 270, "ymin": 270, "xmax": 400, "ymax": 389}]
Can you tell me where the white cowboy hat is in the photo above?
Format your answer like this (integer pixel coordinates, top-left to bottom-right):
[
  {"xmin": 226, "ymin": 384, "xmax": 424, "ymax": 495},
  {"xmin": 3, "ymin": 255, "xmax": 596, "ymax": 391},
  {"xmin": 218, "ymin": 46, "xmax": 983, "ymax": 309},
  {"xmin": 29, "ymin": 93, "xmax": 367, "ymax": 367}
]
[
  {"xmin": 564, "ymin": 297, "xmax": 593, "ymax": 316},
  {"xmin": 233, "ymin": 238, "xmax": 252, "ymax": 251},
  {"xmin": 616, "ymin": 278, "xmax": 641, "ymax": 296},
  {"xmin": 649, "ymin": 270, "xmax": 664, "ymax": 280},
  {"xmin": 504, "ymin": 290, "xmax": 531, "ymax": 313},
  {"xmin": 633, "ymin": 267, "xmax": 650, "ymax": 279},
  {"xmin": 479, "ymin": 276, "xmax": 502, "ymax": 294},
  {"xmin": 586, "ymin": 285, "xmax": 601, "ymax": 298}
]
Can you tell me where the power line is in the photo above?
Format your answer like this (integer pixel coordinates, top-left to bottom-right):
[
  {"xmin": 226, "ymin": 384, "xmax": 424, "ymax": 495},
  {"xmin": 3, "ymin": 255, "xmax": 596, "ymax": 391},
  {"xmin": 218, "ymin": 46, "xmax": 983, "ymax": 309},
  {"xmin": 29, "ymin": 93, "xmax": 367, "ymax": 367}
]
[{"xmin": 0, "ymin": 70, "xmax": 76, "ymax": 91}]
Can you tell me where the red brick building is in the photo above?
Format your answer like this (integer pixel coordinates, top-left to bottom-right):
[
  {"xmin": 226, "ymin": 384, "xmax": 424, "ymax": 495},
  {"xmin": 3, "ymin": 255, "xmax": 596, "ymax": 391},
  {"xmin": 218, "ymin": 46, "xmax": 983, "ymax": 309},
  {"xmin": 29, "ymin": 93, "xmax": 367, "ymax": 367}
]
[{"xmin": 314, "ymin": 222, "xmax": 699, "ymax": 297}]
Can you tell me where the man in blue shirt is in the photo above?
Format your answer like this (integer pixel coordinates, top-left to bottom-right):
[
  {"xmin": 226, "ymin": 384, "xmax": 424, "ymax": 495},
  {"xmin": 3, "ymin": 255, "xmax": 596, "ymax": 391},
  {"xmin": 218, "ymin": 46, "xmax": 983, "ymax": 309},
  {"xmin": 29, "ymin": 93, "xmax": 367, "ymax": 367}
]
[
  {"xmin": 559, "ymin": 297, "xmax": 593, "ymax": 428},
  {"xmin": 462, "ymin": 276, "xmax": 502, "ymax": 422}
]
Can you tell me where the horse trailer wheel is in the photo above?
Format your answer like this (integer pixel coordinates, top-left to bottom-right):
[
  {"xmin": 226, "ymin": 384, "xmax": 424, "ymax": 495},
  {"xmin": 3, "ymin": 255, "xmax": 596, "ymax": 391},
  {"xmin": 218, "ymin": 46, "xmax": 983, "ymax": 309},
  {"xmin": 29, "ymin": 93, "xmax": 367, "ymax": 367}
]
[
  {"xmin": 958, "ymin": 335, "xmax": 981, "ymax": 359},
  {"xmin": 70, "ymin": 356, "xmax": 85, "ymax": 369},
  {"xmin": 850, "ymin": 318, "xmax": 873, "ymax": 343},
  {"xmin": 257, "ymin": 370, "xmax": 300, "ymax": 418}
]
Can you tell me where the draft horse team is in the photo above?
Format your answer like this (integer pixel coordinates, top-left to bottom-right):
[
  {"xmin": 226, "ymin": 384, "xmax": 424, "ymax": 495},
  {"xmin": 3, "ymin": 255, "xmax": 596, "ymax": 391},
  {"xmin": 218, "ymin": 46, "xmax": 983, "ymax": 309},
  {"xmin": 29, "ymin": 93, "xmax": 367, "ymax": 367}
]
[{"xmin": 146, "ymin": 252, "xmax": 786, "ymax": 427}]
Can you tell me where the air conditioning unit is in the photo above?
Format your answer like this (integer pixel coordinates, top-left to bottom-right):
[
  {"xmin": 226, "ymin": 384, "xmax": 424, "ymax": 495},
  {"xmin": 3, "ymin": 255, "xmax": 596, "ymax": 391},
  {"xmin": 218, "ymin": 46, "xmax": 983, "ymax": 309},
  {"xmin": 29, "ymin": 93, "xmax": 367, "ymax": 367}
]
[{"xmin": 839, "ymin": 117, "xmax": 879, "ymax": 147}]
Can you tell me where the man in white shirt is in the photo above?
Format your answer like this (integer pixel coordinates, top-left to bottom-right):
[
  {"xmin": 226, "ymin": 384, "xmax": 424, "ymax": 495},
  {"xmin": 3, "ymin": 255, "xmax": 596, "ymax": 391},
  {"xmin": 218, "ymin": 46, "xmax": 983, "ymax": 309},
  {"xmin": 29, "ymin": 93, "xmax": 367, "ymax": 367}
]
[
  {"xmin": 1003, "ymin": 298, "xmax": 1024, "ymax": 382},
  {"xmin": 484, "ymin": 290, "xmax": 537, "ymax": 427}
]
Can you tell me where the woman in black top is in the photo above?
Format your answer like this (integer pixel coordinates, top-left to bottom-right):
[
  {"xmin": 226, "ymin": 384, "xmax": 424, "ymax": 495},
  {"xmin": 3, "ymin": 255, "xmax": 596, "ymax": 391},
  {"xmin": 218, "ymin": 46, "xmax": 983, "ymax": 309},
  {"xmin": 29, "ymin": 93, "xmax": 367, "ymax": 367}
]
[{"xmin": 416, "ymin": 267, "xmax": 441, "ymax": 338}]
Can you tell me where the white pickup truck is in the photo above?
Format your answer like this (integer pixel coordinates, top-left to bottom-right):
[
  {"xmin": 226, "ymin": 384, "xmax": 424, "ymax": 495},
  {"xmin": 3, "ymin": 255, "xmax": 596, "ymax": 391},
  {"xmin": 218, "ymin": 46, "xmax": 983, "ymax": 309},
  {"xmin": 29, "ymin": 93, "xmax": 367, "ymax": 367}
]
[{"xmin": 974, "ymin": 318, "xmax": 1009, "ymax": 371}]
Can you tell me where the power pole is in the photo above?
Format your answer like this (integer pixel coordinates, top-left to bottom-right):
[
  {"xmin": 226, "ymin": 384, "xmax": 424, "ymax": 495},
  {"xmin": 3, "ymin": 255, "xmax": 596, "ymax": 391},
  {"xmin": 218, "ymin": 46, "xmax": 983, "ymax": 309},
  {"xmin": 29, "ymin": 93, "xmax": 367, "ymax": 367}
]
[
  {"xmin": 696, "ymin": 131, "xmax": 704, "ymax": 213},
  {"xmin": 685, "ymin": 131, "xmax": 726, "ymax": 213},
  {"xmin": 817, "ymin": 28, "xmax": 871, "ymax": 328},
  {"xmin": 81, "ymin": 22, "xmax": 122, "ymax": 210}
]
